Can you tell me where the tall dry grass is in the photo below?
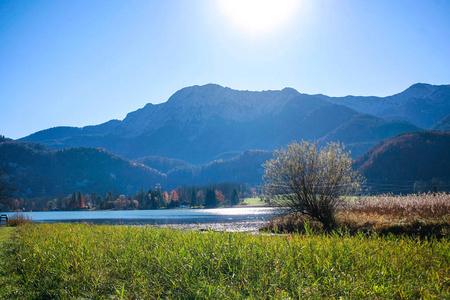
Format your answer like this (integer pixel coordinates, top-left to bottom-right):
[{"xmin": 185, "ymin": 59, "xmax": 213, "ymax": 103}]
[
  {"xmin": 340, "ymin": 192, "xmax": 450, "ymax": 221},
  {"xmin": 337, "ymin": 192, "xmax": 450, "ymax": 237},
  {"xmin": 6, "ymin": 212, "xmax": 32, "ymax": 227},
  {"xmin": 263, "ymin": 193, "xmax": 450, "ymax": 237}
]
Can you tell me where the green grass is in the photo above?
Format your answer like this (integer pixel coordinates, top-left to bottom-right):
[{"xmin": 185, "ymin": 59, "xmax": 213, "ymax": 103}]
[
  {"xmin": 0, "ymin": 227, "xmax": 14, "ymax": 245},
  {"xmin": 242, "ymin": 197, "xmax": 266, "ymax": 206},
  {"xmin": 0, "ymin": 226, "xmax": 15, "ymax": 298},
  {"xmin": 1, "ymin": 223, "xmax": 449, "ymax": 299}
]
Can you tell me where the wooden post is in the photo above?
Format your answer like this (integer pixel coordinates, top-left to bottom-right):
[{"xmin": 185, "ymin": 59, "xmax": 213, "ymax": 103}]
[{"xmin": 0, "ymin": 214, "xmax": 7, "ymax": 226}]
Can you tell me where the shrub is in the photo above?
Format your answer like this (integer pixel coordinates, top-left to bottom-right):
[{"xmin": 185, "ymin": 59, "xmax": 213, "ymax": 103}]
[
  {"xmin": 263, "ymin": 141, "xmax": 363, "ymax": 231},
  {"xmin": 7, "ymin": 212, "xmax": 32, "ymax": 227}
]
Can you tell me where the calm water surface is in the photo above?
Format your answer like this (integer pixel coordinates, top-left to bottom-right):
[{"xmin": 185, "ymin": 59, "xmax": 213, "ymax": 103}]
[{"xmin": 5, "ymin": 207, "xmax": 277, "ymax": 232}]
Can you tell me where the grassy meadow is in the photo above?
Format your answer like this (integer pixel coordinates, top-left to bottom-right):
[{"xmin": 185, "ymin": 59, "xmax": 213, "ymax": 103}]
[
  {"xmin": 0, "ymin": 222, "xmax": 449, "ymax": 299},
  {"xmin": 0, "ymin": 226, "xmax": 13, "ymax": 245},
  {"xmin": 241, "ymin": 197, "xmax": 266, "ymax": 206}
]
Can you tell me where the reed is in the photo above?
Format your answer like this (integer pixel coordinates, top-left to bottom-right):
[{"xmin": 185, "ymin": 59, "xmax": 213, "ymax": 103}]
[
  {"xmin": 5, "ymin": 212, "xmax": 32, "ymax": 227},
  {"xmin": 337, "ymin": 192, "xmax": 450, "ymax": 237},
  {"xmin": 1, "ymin": 223, "xmax": 449, "ymax": 299},
  {"xmin": 264, "ymin": 193, "xmax": 450, "ymax": 237},
  {"xmin": 340, "ymin": 192, "xmax": 450, "ymax": 221}
]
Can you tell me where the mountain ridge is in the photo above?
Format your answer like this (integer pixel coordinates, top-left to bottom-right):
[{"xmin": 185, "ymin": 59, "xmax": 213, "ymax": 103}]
[
  {"xmin": 19, "ymin": 83, "xmax": 449, "ymax": 164},
  {"xmin": 321, "ymin": 83, "xmax": 450, "ymax": 128}
]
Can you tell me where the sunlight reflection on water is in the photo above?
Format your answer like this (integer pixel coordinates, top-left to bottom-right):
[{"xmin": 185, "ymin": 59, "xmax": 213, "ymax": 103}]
[
  {"xmin": 198, "ymin": 207, "xmax": 275, "ymax": 215},
  {"xmin": 5, "ymin": 207, "xmax": 277, "ymax": 232}
]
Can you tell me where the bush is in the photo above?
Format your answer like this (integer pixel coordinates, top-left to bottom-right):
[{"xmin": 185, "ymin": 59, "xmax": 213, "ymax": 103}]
[
  {"xmin": 7, "ymin": 212, "xmax": 32, "ymax": 227},
  {"xmin": 263, "ymin": 141, "xmax": 363, "ymax": 231}
]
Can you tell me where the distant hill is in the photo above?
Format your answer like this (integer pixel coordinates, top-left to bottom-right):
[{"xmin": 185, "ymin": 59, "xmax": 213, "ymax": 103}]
[
  {"xmin": 297, "ymin": 104, "xmax": 359, "ymax": 140},
  {"xmin": 19, "ymin": 83, "xmax": 449, "ymax": 164},
  {"xmin": 167, "ymin": 150, "xmax": 273, "ymax": 187},
  {"xmin": 354, "ymin": 131, "xmax": 450, "ymax": 193},
  {"xmin": 4, "ymin": 130, "xmax": 450, "ymax": 198},
  {"xmin": 0, "ymin": 139, "xmax": 274, "ymax": 198},
  {"xmin": 135, "ymin": 150, "xmax": 274, "ymax": 188},
  {"xmin": 0, "ymin": 135, "xmax": 12, "ymax": 142},
  {"xmin": 0, "ymin": 141, "xmax": 165, "ymax": 198},
  {"xmin": 135, "ymin": 156, "xmax": 193, "ymax": 174},
  {"xmin": 432, "ymin": 114, "xmax": 450, "ymax": 131},
  {"xmin": 319, "ymin": 114, "xmax": 420, "ymax": 158},
  {"xmin": 22, "ymin": 120, "xmax": 120, "ymax": 144}
]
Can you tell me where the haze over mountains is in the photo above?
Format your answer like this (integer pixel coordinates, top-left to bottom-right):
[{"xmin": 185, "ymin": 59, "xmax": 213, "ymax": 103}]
[{"xmin": 21, "ymin": 83, "xmax": 448, "ymax": 164}]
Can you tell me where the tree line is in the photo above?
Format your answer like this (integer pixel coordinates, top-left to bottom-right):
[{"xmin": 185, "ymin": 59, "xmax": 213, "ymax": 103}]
[{"xmin": 2, "ymin": 182, "xmax": 252, "ymax": 212}]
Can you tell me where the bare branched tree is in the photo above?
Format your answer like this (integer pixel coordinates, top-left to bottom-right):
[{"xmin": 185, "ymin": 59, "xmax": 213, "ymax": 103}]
[{"xmin": 263, "ymin": 141, "xmax": 363, "ymax": 231}]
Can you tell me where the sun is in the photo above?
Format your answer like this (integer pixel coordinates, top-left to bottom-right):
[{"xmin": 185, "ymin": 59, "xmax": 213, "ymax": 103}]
[{"xmin": 218, "ymin": 0, "xmax": 300, "ymax": 36}]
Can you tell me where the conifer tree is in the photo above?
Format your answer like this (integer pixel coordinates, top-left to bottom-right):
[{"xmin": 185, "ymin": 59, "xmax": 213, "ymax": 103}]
[
  {"xmin": 0, "ymin": 167, "xmax": 15, "ymax": 207},
  {"xmin": 205, "ymin": 188, "xmax": 217, "ymax": 208},
  {"xmin": 156, "ymin": 188, "xmax": 164, "ymax": 208},
  {"xmin": 148, "ymin": 188, "xmax": 156, "ymax": 209},
  {"xmin": 231, "ymin": 188, "xmax": 240, "ymax": 206},
  {"xmin": 78, "ymin": 191, "xmax": 85, "ymax": 208},
  {"xmin": 71, "ymin": 192, "xmax": 77, "ymax": 210},
  {"xmin": 137, "ymin": 189, "xmax": 146, "ymax": 209},
  {"xmin": 190, "ymin": 188, "xmax": 197, "ymax": 208}
]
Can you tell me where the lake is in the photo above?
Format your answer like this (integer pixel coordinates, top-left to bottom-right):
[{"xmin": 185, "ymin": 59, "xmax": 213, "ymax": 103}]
[{"xmin": 4, "ymin": 207, "xmax": 278, "ymax": 232}]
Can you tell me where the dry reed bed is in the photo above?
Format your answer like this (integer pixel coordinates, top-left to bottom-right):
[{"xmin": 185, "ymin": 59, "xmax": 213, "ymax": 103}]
[
  {"xmin": 4, "ymin": 212, "xmax": 32, "ymax": 227},
  {"xmin": 340, "ymin": 192, "xmax": 450, "ymax": 221},
  {"xmin": 338, "ymin": 193, "xmax": 450, "ymax": 234},
  {"xmin": 264, "ymin": 193, "xmax": 450, "ymax": 236}
]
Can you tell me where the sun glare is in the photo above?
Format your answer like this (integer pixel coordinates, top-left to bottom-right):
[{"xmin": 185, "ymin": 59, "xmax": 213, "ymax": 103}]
[{"xmin": 218, "ymin": 0, "xmax": 300, "ymax": 36}]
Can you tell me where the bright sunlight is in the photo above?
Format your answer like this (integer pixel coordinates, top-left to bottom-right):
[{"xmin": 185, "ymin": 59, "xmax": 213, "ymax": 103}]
[{"xmin": 218, "ymin": 0, "xmax": 300, "ymax": 36}]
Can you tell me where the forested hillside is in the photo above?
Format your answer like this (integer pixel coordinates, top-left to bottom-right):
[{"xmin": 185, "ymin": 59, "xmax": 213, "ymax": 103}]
[
  {"xmin": 0, "ymin": 141, "xmax": 165, "ymax": 198},
  {"xmin": 354, "ymin": 131, "xmax": 450, "ymax": 193}
]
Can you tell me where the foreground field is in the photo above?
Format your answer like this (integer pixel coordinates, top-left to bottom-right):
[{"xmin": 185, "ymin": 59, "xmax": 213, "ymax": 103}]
[
  {"xmin": 0, "ymin": 227, "xmax": 13, "ymax": 244},
  {"xmin": 1, "ymin": 224, "xmax": 449, "ymax": 299}
]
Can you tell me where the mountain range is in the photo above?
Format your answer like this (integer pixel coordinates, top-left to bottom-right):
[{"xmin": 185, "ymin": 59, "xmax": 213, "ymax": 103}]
[
  {"xmin": 20, "ymin": 83, "xmax": 449, "ymax": 164},
  {"xmin": 2, "ymin": 83, "xmax": 449, "ymax": 198},
  {"xmin": 319, "ymin": 83, "xmax": 450, "ymax": 128}
]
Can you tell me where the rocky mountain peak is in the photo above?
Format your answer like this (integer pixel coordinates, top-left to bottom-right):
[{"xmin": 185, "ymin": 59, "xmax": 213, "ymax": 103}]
[
  {"xmin": 117, "ymin": 84, "xmax": 300, "ymax": 137},
  {"xmin": 18, "ymin": 82, "xmax": 449, "ymax": 164},
  {"xmin": 397, "ymin": 83, "xmax": 437, "ymax": 99}
]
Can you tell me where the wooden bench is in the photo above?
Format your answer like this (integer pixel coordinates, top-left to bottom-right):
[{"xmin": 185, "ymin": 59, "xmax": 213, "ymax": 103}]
[{"xmin": 0, "ymin": 214, "xmax": 8, "ymax": 226}]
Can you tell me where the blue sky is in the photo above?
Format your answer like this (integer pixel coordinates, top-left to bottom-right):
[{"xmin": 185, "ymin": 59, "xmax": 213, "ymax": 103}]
[{"xmin": 1, "ymin": 0, "xmax": 449, "ymax": 139}]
